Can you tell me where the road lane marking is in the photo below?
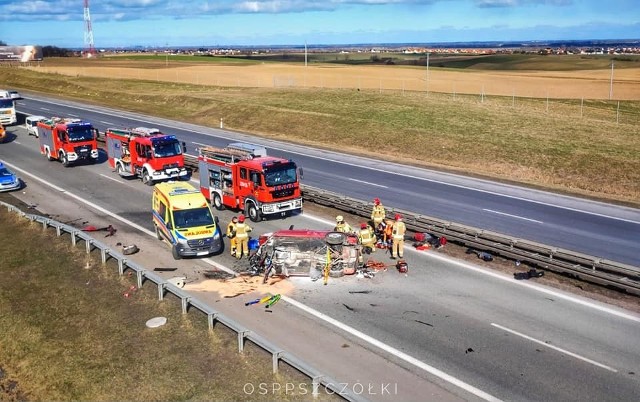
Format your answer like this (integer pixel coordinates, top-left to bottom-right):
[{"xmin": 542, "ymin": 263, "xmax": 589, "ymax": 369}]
[
  {"xmin": 347, "ymin": 178, "xmax": 389, "ymax": 188},
  {"xmin": 491, "ymin": 323, "xmax": 618, "ymax": 373},
  {"xmin": 483, "ymin": 209, "xmax": 543, "ymax": 224},
  {"xmin": 285, "ymin": 295, "xmax": 502, "ymax": 401},
  {"xmin": 22, "ymin": 99, "xmax": 640, "ymax": 224},
  {"xmin": 5, "ymin": 162, "xmax": 236, "ymax": 276},
  {"xmin": 39, "ymin": 107, "xmax": 51, "ymax": 111},
  {"xmin": 5, "ymin": 160, "xmax": 499, "ymax": 401},
  {"xmin": 100, "ymin": 120, "xmax": 116, "ymax": 125}
]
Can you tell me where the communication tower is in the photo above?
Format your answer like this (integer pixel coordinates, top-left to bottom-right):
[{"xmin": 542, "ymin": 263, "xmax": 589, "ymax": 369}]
[{"xmin": 83, "ymin": 0, "xmax": 97, "ymax": 57}]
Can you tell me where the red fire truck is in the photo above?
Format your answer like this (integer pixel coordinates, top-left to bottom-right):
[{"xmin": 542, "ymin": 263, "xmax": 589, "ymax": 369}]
[
  {"xmin": 198, "ymin": 145, "xmax": 302, "ymax": 222},
  {"xmin": 36, "ymin": 117, "xmax": 99, "ymax": 166},
  {"xmin": 105, "ymin": 127, "xmax": 188, "ymax": 185}
]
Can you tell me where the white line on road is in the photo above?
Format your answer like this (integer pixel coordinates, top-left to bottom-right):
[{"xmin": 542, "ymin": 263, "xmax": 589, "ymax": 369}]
[
  {"xmin": 100, "ymin": 120, "xmax": 115, "ymax": 125},
  {"xmin": 491, "ymin": 323, "xmax": 618, "ymax": 373},
  {"xmin": 285, "ymin": 296, "xmax": 502, "ymax": 401},
  {"xmin": 483, "ymin": 209, "xmax": 543, "ymax": 223},
  {"xmin": 99, "ymin": 173, "xmax": 124, "ymax": 184},
  {"xmin": 347, "ymin": 178, "xmax": 389, "ymax": 188},
  {"xmin": 39, "ymin": 107, "xmax": 51, "ymax": 111},
  {"xmin": 5, "ymin": 161, "xmax": 498, "ymax": 401},
  {"xmin": 5, "ymin": 162, "xmax": 236, "ymax": 276}
]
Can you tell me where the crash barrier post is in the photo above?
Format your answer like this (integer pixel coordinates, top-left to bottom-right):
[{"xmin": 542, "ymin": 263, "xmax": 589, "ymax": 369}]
[
  {"xmin": 1, "ymin": 201, "xmax": 367, "ymax": 402},
  {"xmin": 100, "ymin": 133, "xmax": 640, "ymax": 294}
]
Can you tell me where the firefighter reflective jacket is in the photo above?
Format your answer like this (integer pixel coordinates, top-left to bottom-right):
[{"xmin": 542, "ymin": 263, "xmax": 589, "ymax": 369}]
[
  {"xmin": 392, "ymin": 221, "xmax": 406, "ymax": 240},
  {"xmin": 235, "ymin": 222, "xmax": 252, "ymax": 239},
  {"xmin": 371, "ymin": 204, "xmax": 386, "ymax": 224}
]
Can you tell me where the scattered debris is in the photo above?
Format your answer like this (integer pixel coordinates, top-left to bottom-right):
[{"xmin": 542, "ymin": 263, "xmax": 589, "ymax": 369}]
[
  {"xmin": 396, "ymin": 260, "xmax": 409, "ymax": 273},
  {"xmin": 348, "ymin": 290, "xmax": 372, "ymax": 294},
  {"xmin": 342, "ymin": 303, "xmax": 355, "ymax": 311},
  {"xmin": 203, "ymin": 270, "xmax": 235, "ymax": 280},
  {"xmin": 167, "ymin": 276, "xmax": 187, "ymax": 288},
  {"xmin": 465, "ymin": 348, "xmax": 474, "ymax": 354},
  {"xmin": 265, "ymin": 294, "xmax": 281, "ymax": 308},
  {"xmin": 514, "ymin": 269, "xmax": 545, "ymax": 280},
  {"xmin": 265, "ymin": 310, "xmax": 273, "ymax": 313},
  {"xmin": 122, "ymin": 244, "xmax": 139, "ymax": 255},
  {"xmin": 82, "ymin": 224, "xmax": 117, "ymax": 237},
  {"xmin": 145, "ymin": 316, "xmax": 168, "ymax": 328},
  {"xmin": 466, "ymin": 248, "xmax": 494, "ymax": 261},
  {"xmin": 414, "ymin": 320, "xmax": 434, "ymax": 327},
  {"xmin": 224, "ymin": 293, "xmax": 243, "ymax": 298},
  {"xmin": 154, "ymin": 267, "xmax": 178, "ymax": 272}
]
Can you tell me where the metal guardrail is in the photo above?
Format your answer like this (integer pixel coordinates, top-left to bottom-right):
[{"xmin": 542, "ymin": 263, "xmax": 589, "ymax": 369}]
[
  {"xmin": 2, "ymin": 201, "xmax": 366, "ymax": 402},
  {"xmin": 300, "ymin": 185, "xmax": 640, "ymax": 297},
  {"xmin": 180, "ymin": 153, "xmax": 640, "ymax": 297}
]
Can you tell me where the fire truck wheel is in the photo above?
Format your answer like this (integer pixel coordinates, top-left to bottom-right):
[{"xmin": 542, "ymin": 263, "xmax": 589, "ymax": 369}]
[
  {"xmin": 212, "ymin": 193, "xmax": 225, "ymax": 210},
  {"xmin": 60, "ymin": 153, "xmax": 69, "ymax": 167},
  {"xmin": 46, "ymin": 148, "xmax": 54, "ymax": 161},
  {"xmin": 142, "ymin": 170, "xmax": 153, "ymax": 186},
  {"xmin": 171, "ymin": 245, "xmax": 182, "ymax": 260},
  {"xmin": 246, "ymin": 202, "xmax": 262, "ymax": 222},
  {"xmin": 116, "ymin": 163, "xmax": 124, "ymax": 175}
]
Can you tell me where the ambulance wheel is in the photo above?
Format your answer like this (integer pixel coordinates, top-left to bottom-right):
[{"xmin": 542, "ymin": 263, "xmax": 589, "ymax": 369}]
[
  {"xmin": 60, "ymin": 153, "xmax": 69, "ymax": 167},
  {"xmin": 212, "ymin": 193, "xmax": 225, "ymax": 210},
  {"xmin": 46, "ymin": 148, "xmax": 54, "ymax": 161},
  {"xmin": 171, "ymin": 245, "xmax": 181, "ymax": 260},
  {"xmin": 246, "ymin": 202, "xmax": 261, "ymax": 222},
  {"xmin": 142, "ymin": 170, "xmax": 153, "ymax": 186},
  {"xmin": 155, "ymin": 226, "xmax": 163, "ymax": 241}
]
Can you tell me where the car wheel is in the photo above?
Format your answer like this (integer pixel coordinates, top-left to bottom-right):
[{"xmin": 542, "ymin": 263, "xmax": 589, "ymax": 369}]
[
  {"xmin": 213, "ymin": 193, "xmax": 225, "ymax": 210},
  {"xmin": 325, "ymin": 232, "xmax": 346, "ymax": 246},
  {"xmin": 246, "ymin": 202, "xmax": 261, "ymax": 222},
  {"xmin": 171, "ymin": 245, "xmax": 181, "ymax": 260},
  {"xmin": 142, "ymin": 170, "xmax": 153, "ymax": 186}
]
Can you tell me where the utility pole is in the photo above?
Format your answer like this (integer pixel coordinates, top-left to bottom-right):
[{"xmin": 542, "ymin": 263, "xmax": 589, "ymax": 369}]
[
  {"xmin": 609, "ymin": 61, "xmax": 614, "ymax": 100},
  {"xmin": 426, "ymin": 51, "xmax": 430, "ymax": 95},
  {"xmin": 165, "ymin": 42, "xmax": 169, "ymax": 67},
  {"xmin": 304, "ymin": 40, "xmax": 307, "ymax": 67}
]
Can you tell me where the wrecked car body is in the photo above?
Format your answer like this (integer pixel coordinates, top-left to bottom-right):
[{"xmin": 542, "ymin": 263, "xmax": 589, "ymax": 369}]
[{"xmin": 251, "ymin": 229, "xmax": 361, "ymax": 279}]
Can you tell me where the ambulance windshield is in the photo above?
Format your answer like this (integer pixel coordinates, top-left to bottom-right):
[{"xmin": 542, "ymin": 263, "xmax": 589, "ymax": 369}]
[
  {"xmin": 173, "ymin": 207, "xmax": 214, "ymax": 229},
  {"xmin": 264, "ymin": 164, "xmax": 297, "ymax": 186},
  {"xmin": 67, "ymin": 126, "xmax": 95, "ymax": 142}
]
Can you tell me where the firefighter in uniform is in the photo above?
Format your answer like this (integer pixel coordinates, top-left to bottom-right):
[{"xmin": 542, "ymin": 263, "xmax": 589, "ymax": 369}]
[
  {"xmin": 334, "ymin": 215, "xmax": 353, "ymax": 233},
  {"xmin": 371, "ymin": 198, "xmax": 386, "ymax": 228},
  {"xmin": 226, "ymin": 216, "xmax": 238, "ymax": 256},
  {"xmin": 358, "ymin": 223, "xmax": 376, "ymax": 254},
  {"xmin": 234, "ymin": 215, "xmax": 252, "ymax": 259},
  {"xmin": 391, "ymin": 214, "xmax": 406, "ymax": 259},
  {"xmin": 382, "ymin": 218, "xmax": 394, "ymax": 250}
]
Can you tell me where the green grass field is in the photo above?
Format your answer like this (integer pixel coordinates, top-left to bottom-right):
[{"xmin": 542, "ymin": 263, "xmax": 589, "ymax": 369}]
[{"xmin": 2, "ymin": 54, "xmax": 639, "ymax": 206}]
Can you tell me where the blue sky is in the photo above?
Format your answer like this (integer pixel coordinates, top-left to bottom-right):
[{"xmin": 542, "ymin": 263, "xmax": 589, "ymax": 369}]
[{"xmin": 1, "ymin": 0, "xmax": 638, "ymax": 48}]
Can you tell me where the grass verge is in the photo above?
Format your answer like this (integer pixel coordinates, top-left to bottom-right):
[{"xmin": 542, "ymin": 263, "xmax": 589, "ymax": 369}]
[{"xmin": 0, "ymin": 196, "xmax": 336, "ymax": 401}]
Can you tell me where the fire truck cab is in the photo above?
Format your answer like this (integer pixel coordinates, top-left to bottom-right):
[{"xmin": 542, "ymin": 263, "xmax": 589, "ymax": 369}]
[
  {"xmin": 37, "ymin": 117, "xmax": 99, "ymax": 166},
  {"xmin": 105, "ymin": 127, "xmax": 188, "ymax": 185},
  {"xmin": 198, "ymin": 145, "xmax": 302, "ymax": 222}
]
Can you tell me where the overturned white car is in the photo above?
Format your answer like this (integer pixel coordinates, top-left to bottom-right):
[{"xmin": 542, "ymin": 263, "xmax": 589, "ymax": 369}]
[{"xmin": 250, "ymin": 229, "xmax": 362, "ymax": 280}]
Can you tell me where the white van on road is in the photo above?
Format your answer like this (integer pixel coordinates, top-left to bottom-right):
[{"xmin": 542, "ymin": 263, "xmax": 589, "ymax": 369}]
[{"xmin": 25, "ymin": 115, "xmax": 47, "ymax": 137}]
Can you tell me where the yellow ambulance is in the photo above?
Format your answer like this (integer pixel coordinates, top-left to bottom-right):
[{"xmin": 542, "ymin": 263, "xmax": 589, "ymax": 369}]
[{"xmin": 153, "ymin": 181, "xmax": 223, "ymax": 259}]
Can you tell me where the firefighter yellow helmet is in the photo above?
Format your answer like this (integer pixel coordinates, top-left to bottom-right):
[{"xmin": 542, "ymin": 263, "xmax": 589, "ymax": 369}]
[{"xmin": 336, "ymin": 215, "xmax": 343, "ymax": 222}]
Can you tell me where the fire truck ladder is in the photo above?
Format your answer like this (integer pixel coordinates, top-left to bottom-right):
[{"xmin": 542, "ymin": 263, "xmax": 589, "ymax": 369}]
[
  {"xmin": 199, "ymin": 146, "xmax": 253, "ymax": 164},
  {"xmin": 108, "ymin": 127, "xmax": 163, "ymax": 139}
]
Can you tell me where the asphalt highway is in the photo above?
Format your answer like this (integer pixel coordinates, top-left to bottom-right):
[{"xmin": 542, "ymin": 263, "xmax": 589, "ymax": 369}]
[
  {"xmin": 14, "ymin": 94, "xmax": 640, "ymax": 267},
  {"xmin": 2, "ymin": 96, "xmax": 639, "ymax": 401}
]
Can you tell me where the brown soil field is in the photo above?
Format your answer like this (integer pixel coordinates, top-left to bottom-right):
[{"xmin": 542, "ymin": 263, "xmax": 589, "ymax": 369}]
[{"xmin": 27, "ymin": 60, "xmax": 640, "ymax": 100}]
